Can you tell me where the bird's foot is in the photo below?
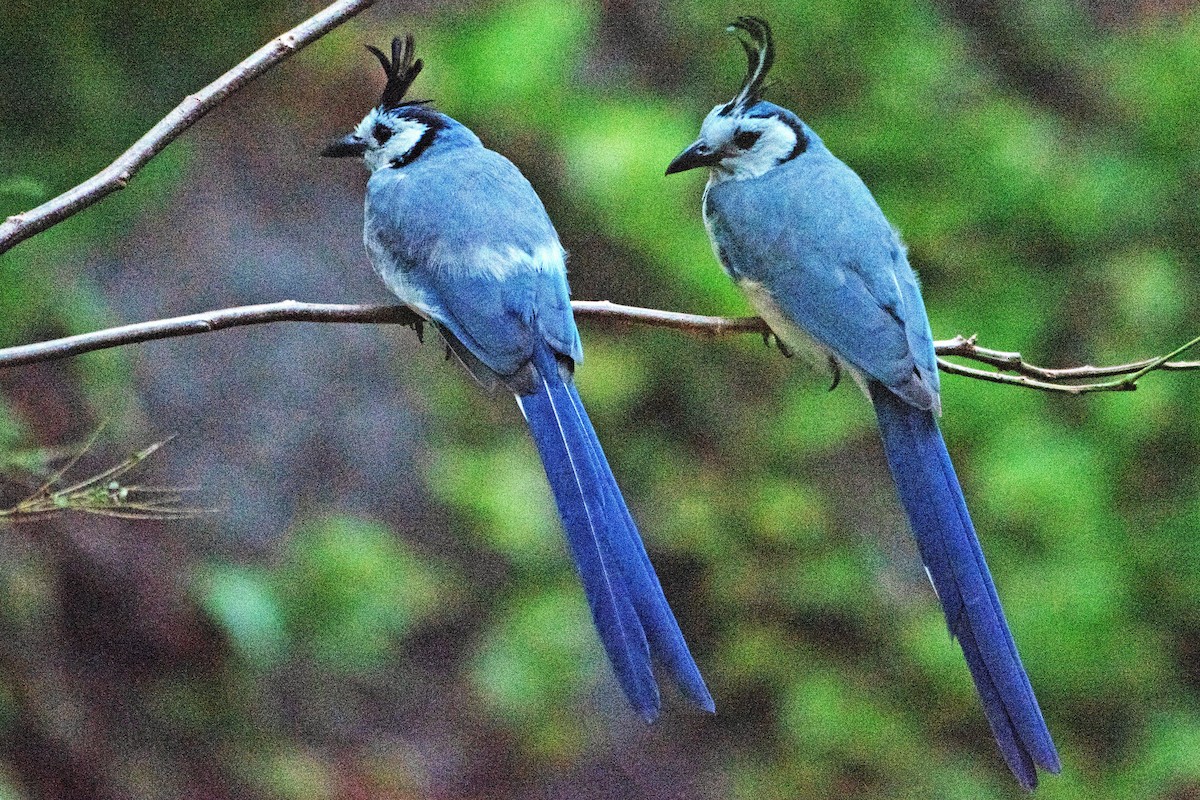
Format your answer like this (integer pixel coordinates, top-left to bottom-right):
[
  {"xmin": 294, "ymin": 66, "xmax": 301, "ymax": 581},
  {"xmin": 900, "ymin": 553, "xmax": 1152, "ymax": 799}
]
[{"xmin": 762, "ymin": 331, "xmax": 794, "ymax": 358}]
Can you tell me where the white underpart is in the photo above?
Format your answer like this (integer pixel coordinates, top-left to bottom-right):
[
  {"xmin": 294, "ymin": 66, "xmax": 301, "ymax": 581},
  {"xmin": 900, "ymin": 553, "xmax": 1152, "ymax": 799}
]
[
  {"xmin": 738, "ymin": 277, "xmax": 871, "ymax": 398},
  {"xmin": 700, "ymin": 185, "xmax": 724, "ymax": 275},
  {"xmin": 364, "ymin": 232, "xmax": 437, "ymax": 319}
]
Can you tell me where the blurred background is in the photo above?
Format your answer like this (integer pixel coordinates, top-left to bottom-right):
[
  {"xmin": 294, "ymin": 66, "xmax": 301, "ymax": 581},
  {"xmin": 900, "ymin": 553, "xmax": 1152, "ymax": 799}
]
[{"xmin": 2, "ymin": 0, "xmax": 1200, "ymax": 797}]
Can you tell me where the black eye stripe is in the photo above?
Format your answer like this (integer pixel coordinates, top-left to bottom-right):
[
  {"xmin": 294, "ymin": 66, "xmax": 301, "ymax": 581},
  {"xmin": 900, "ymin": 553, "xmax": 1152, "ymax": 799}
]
[
  {"xmin": 373, "ymin": 123, "xmax": 392, "ymax": 144},
  {"xmin": 389, "ymin": 124, "xmax": 438, "ymax": 169},
  {"xmin": 734, "ymin": 130, "xmax": 762, "ymax": 149},
  {"xmin": 782, "ymin": 118, "xmax": 807, "ymax": 162}
]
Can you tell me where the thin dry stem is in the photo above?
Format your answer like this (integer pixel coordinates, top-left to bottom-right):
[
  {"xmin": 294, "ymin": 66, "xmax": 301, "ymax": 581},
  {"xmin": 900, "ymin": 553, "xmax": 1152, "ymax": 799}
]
[{"xmin": 0, "ymin": 434, "xmax": 204, "ymax": 522}]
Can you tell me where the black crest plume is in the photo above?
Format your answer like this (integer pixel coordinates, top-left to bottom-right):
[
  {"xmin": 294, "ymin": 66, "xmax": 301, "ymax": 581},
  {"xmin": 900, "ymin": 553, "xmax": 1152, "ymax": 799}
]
[
  {"xmin": 726, "ymin": 16, "xmax": 774, "ymax": 110},
  {"xmin": 365, "ymin": 34, "xmax": 424, "ymax": 110}
]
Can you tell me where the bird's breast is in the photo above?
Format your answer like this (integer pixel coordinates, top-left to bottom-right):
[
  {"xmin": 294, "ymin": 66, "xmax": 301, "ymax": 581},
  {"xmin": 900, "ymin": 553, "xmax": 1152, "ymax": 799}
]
[{"xmin": 702, "ymin": 183, "xmax": 743, "ymax": 281}]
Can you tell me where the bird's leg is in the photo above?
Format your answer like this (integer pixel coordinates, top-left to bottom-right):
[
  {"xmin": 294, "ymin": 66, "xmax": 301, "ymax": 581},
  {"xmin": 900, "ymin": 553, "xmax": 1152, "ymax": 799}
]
[
  {"xmin": 827, "ymin": 357, "xmax": 842, "ymax": 392},
  {"xmin": 761, "ymin": 329, "xmax": 794, "ymax": 357},
  {"xmin": 411, "ymin": 319, "xmax": 425, "ymax": 344},
  {"xmin": 775, "ymin": 334, "xmax": 794, "ymax": 358}
]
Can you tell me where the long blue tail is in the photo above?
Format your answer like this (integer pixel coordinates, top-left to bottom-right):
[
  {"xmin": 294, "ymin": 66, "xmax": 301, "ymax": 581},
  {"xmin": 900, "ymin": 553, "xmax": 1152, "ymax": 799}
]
[
  {"xmin": 869, "ymin": 383, "xmax": 1060, "ymax": 790},
  {"xmin": 517, "ymin": 344, "xmax": 714, "ymax": 721}
]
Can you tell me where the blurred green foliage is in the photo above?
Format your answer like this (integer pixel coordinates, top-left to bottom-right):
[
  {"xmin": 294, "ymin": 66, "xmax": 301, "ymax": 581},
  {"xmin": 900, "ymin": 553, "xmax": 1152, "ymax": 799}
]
[
  {"xmin": 3, "ymin": 0, "xmax": 1200, "ymax": 798},
  {"xmin": 200, "ymin": 514, "xmax": 451, "ymax": 670}
]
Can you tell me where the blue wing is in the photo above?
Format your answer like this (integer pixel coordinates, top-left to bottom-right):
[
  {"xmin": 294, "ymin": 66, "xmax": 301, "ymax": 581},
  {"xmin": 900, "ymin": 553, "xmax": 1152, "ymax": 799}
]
[
  {"xmin": 363, "ymin": 143, "xmax": 712, "ymax": 718},
  {"xmin": 365, "ymin": 146, "xmax": 582, "ymax": 383}
]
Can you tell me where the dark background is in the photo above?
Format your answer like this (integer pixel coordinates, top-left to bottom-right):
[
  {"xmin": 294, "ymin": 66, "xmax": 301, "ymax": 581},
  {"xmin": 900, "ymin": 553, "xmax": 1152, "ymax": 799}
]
[{"xmin": 2, "ymin": 0, "xmax": 1200, "ymax": 797}]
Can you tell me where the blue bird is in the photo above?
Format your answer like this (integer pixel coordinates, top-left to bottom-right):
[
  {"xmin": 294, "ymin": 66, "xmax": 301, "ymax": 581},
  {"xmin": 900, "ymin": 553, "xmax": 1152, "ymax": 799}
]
[
  {"xmin": 666, "ymin": 18, "xmax": 1059, "ymax": 789},
  {"xmin": 322, "ymin": 35, "xmax": 713, "ymax": 721}
]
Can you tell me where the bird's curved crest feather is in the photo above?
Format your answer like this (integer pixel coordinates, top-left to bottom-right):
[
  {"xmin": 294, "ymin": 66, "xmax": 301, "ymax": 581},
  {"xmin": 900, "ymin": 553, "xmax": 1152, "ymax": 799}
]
[
  {"xmin": 725, "ymin": 16, "xmax": 774, "ymax": 112},
  {"xmin": 366, "ymin": 34, "xmax": 425, "ymax": 110}
]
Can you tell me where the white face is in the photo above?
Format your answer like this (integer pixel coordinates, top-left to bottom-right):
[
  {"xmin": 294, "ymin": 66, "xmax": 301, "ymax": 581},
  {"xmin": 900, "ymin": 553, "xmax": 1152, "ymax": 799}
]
[
  {"xmin": 697, "ymin": 105, "xmax": 802, "ymax": 181},
  {"xmin": 353, "ymin": 107, "xmax": 434, "ymax": 172}
]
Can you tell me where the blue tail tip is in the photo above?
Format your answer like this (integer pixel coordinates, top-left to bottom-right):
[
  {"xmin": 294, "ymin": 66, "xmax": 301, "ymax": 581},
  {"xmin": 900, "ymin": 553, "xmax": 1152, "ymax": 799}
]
[
  {"xmin": 691, "ymin": 686, "xmax": 715, "ymax": 714},
  {"xmin": 631, "ymin": 685, "xmax": 715, "ymax": 721}
]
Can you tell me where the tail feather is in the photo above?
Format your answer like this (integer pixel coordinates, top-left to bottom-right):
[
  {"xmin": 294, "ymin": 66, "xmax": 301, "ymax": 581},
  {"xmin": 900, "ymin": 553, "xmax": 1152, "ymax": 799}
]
[
  {"xmin": 869, "ymin": 383, "xmax": 1060, "ymax": 789},
  {"xmin": 518, "ymin": 345, "xmax": 712, "ymax": 719},
  {"xmin": 564, "ymin": 382, "xmax": 716, "ymax": 712}
]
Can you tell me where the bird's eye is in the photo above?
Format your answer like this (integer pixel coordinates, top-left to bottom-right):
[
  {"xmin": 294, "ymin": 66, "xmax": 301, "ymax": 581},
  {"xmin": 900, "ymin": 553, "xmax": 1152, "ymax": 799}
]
[
  {"xmin": 373, "ymin": 123, "xmax": 393, "ymax": 144},
  {"xmin": 733, "ymin": 130, "xmax": 761, "ymax": 149}
]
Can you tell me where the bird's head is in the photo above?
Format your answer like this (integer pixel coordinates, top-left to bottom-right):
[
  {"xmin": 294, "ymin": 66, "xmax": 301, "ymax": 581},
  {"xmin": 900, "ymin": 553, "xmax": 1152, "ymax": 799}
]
[
  {"xmin": 322, "ymin": 35, "xmax": 470, "ymax": 172},
  {"xmin": 666, "ymin": 17, "xmax": 810, "ymax": 182}
]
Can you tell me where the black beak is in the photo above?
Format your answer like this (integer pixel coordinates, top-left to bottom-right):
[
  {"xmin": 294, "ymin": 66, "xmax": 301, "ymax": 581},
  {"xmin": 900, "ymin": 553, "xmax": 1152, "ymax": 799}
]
[
  {"xmin": 321, "ymin": 134, "xmax": 368, "ymax": 158},
  {"xmin": 665, "ymin": 141, "xmax": 720, "ymax": 175}
]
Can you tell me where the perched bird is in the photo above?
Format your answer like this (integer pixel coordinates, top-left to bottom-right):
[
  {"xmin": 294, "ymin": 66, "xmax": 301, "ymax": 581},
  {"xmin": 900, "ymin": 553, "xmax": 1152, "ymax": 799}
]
[
  {"xmin": 322, "ymin": 35, "xmax": 712, "ymax": 721},
  {"xmin": 666, "ymin": 17, "xmax": 1059, "ymax": 789}
]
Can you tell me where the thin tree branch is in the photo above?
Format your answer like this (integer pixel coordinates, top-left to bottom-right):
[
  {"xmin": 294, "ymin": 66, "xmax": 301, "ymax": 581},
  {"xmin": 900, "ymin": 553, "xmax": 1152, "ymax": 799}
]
[
  {"xmin": 572, "ymin": 300, "xmax": 769, "ymax": 336},
  {"xmin": 0, "ymin": 0, "xmax": 375, "ymax": 255},
  {"xmin": 0, "ymin": 301, "xmax": 419, "ymax": 368},
  {"xmin": 1, "ymin": 299, "xmax": 1197, "ymax": 394}
]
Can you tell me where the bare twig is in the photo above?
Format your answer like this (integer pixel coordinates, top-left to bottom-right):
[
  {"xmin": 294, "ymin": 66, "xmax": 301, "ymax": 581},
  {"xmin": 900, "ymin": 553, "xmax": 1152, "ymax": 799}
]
[
  {"xmin": 0, "ymin": 0, "xmax": 375, "ymax": 255},
  {"xmin": 935, "ymin": 334, "xmax": 1200, "ymax": 380},
  {"xmin": 0, "ymin": 299, "xmax": 1197, "ymax": 394},
  {"xmin": 935, "ymin": 333, "xmax": 1200, "ymax": 394},
  {"xmin": 572, "ymin": 300, "xmax": 768, "ymax": 336}
]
